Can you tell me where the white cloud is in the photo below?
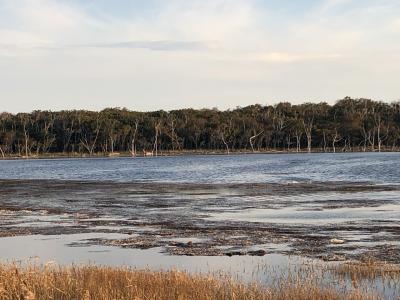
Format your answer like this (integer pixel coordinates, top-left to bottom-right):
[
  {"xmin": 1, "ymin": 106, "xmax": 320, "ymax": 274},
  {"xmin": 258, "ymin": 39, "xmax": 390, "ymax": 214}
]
[
  {"xmin": 0, "ymin": 0, "xmax": 260, "ymax": 50},
  {"xmin": 256, "ymin": 52, "xmax": 342, "ymax": 63},
  {"xmin": 0, "ymin": 0, "xmax": 101, "ymax": 52}
]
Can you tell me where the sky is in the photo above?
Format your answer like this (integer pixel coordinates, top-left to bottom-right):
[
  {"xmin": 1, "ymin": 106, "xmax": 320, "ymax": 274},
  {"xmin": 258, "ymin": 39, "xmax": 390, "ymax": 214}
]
[{"xmin": 1, "ymin": 0, "xmax": 400, "ymax": 113}]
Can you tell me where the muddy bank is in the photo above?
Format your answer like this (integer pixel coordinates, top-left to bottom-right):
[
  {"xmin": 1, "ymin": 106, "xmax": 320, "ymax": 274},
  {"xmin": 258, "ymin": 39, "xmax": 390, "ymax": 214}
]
[{"xmin": 1, "ymin": 179, "xmax": 400, "ymax": 263}]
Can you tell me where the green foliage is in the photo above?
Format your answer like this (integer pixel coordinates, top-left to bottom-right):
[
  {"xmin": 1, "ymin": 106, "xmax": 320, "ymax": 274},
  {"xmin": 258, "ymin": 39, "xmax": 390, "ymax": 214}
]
[{"xmin": 0, "ymin": 97, "xmax": 399, "ymax": 156}]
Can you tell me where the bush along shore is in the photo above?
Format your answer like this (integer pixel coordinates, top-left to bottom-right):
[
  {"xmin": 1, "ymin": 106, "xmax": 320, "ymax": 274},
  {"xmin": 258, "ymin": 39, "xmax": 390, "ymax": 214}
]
[
  {"xmin": 0, "ymin": 260, "xmax": 399, "ymax": 299},
  {"xmin": 1, "ymin": 97, "xmax": 400, "ymax": 158}
]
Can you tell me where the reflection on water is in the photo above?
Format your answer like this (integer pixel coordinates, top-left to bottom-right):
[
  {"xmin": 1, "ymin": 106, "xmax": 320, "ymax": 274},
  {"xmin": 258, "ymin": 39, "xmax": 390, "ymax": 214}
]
[
  {"xmin": 2, "ymin": 233, "xmax": 399, "ymax": 299},
  {"xmin": 0, "ymin": 233, "xmax": 294, "ymax": 285}
]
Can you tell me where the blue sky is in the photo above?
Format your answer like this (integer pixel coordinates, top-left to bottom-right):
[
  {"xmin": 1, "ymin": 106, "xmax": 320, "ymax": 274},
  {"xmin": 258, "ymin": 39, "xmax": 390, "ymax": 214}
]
[{"xmin": 1, "ymin": 0, "xmax": 400, "ymax": 112}]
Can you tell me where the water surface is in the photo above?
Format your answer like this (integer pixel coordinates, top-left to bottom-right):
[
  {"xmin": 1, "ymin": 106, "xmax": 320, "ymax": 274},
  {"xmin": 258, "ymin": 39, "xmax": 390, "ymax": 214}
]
[
  {"xmin": 1, "ymin": 153, "xmax": 399, "ymax": 297},
  {"xmin": 1, "ymin": 152, "xmax": 399, "ymax": 184}
]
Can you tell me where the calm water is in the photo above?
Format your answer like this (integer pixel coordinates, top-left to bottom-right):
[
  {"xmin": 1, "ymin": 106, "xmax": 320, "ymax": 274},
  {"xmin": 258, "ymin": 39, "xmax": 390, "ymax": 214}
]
[
  {"xmin": 1, "ymin": 153, "xmax": 400, "ymax": 298},
  {"xmin": 0, "ymin": 152, "xmax": 399, "ymax": 184}
]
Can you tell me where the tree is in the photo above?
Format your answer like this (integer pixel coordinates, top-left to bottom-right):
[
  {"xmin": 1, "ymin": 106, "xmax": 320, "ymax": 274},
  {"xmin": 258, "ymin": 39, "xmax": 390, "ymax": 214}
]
[
  {"xmin": 79, "ymin": 112, "xmax": 100, "ymax": 156},
  {"xmin": 0, "ymin": 98, "xmax": 399, "ymax": 157}
]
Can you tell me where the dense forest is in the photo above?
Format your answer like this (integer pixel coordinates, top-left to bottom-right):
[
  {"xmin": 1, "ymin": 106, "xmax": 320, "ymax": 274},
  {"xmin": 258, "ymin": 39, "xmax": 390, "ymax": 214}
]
[{"xmin": 1, "ymin": 97, "xmax": 400, "ymax": 158}]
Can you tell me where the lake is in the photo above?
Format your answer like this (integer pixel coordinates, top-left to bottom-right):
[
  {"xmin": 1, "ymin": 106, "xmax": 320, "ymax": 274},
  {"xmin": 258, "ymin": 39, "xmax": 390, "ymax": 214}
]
[
  {"xmin": 0, "ymin": 152, "xmax": 399, "ymax": 184},
  {"xmin": 1, "ymin": 153, "xmax": 399, "ymax": 297}
]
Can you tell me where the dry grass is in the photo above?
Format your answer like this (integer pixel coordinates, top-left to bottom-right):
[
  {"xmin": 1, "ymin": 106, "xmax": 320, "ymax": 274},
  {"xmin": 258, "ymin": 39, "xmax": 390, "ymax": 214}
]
[
  {"xmin": 333, "ymin": 258, "xmax": 400, "ymax": 281},
  {"xmin": 0, "ymin": 263, "xmax": 374, "ymax": 300}
]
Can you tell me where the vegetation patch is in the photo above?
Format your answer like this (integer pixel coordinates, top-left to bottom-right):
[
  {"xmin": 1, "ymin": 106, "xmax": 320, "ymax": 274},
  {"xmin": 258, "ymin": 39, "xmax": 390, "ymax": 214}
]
[
  {"xmin": 0, "ymin": 263, "xmax": 387, "ymax": 300},
  {"xmin": 1, "ymin": 98, "xmax": 399, "ymax": 158}
]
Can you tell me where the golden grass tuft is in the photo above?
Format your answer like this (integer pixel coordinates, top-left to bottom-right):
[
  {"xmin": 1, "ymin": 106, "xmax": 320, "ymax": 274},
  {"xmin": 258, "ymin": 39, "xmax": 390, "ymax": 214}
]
[
  {"xmin": 333, "ymin": 258, "xmax": 400, "ymax": 281},
  {"xmin": 0, "ymin": 263, "xmax": 377, "ymax": 300}
]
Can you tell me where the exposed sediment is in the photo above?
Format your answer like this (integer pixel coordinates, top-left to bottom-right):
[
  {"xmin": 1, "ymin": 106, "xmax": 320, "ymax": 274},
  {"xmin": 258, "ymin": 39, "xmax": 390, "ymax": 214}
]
[{"xmin": 1, "ymin": 179, "xmax": 400, "ymax": 263}]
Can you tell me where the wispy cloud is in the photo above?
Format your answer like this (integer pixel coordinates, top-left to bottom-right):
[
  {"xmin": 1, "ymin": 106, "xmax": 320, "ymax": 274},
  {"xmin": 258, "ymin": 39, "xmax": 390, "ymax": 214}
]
[
  {"xmin": 0, "ymin": 40, "xmax": 210, "ymax": 52},
  {"xmin": 318, "ymin": 0, "xmax": 354, "ymax": 13},
  {"xmin": 89, "ymin": 40, "xmax": 210, "ymax": 51},
  {"xmin": 256, "ymin": 52, "xmax": 342, "ymax": 63}
]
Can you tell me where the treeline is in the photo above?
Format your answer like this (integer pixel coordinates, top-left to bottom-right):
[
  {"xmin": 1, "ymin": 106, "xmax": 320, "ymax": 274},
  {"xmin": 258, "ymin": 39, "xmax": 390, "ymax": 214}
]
[{"xmin": 1, "ymin": 97, "xmax": 400, "ymax": 157}]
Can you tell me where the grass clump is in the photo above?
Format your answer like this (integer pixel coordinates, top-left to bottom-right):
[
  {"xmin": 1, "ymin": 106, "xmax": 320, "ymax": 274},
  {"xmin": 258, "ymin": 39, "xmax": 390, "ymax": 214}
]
[
  {"xmin": 333, "ymin": 257, "xmax": 400, "ymax": 281},
  {"xmin": 0, "ymin": 263, "xmax": 374, "ymax": 300}
]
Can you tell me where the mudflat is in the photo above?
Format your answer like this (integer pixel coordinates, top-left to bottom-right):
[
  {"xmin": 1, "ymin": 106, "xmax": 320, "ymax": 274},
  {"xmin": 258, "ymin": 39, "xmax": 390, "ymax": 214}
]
[{"xmin": 1, "ymin": 179, "xmax": 399, "ymax": 263}]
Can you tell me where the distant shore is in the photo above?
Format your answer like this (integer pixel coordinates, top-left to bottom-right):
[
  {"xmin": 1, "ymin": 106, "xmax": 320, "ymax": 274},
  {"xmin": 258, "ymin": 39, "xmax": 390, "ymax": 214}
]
[{"xmin": 0, "ymin": 147, "xmax": 398, "ymax": 160}]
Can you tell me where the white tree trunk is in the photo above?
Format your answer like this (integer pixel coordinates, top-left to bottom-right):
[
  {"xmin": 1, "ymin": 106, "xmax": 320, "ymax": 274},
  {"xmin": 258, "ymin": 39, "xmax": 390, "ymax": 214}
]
[
  {"xmin": 249, "ymin": 131, "xmax": 263, "ymax": 153},
  {"xmin": 221, "ymin": 134, "xmax": 230, "ymax": 154}
]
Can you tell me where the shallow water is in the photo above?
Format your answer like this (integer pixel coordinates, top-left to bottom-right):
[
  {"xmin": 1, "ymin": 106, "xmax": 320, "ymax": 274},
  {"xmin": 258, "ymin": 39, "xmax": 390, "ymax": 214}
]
[
  {"xmin": 1, "ymin": 231, "xmax": 398, "ymax": 298},
  {"xmin": 0, "ymin": 233, "xmax": 297, "ymax": 283}
]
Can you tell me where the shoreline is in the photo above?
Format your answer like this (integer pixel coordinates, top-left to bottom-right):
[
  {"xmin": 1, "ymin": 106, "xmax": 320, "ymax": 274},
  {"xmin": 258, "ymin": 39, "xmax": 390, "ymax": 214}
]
[{"xmin": 0, "ymin": 148, "xmax": 398, "ymax": 160}]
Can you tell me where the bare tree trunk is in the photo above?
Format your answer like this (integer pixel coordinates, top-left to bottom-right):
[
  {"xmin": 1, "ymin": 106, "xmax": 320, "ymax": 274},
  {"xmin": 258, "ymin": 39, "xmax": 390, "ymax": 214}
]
[
  {"xmin": 306, "ymin": 133, "xmax": 312, "ymax": 153},
  {"xmin": 295, "ymin": 132, "xmax": 301, "ymax": 152},
  {"xmin": 153, "ymin": 136, "xmax": 158, "ymax": 156},
  {"xmin": 42, "ymin": 116, "xmax": 55, "ymax": 154},
  {"xmin": 63, "ymin": 119, "xmax": 75, "ymax": 153},
  {"xmin": 377, "ymin": 121, "xmax": 382, "ymax": 152},
  {"xmin": 342, "ymin": 139, "xmax": 349, "ymax": 152},
  {"xmin": 16, "ymin": 141, "xmax": 21, "ymax": 156},
  {"xmin": 221, "ymin": 134, "xmax": 230, "ymax": 154},
  {"xmin": 153, "ymin": 122, "xmax": 161, "ymax": 156},
  {"xmin": 169, "ymin": 118, "xmax": 179, "ymax": 151},
  {"xmin": 80, "ymin": 119, "xmax": 100, "ymax": 156},
  {"xmin": 130, "ymin": 121, "xmax": 139, "ymax": 157},
  {"xmin": 302, "ymin": 120, "xmax": 313, "ymax": 153},
  {"xmin": 332, "ymin": 130, "xmax": 341, "ymax": 153},
  {"xmin": 362, "ymin": 136, "xmax": 367, "ymax": 152},
  {"xmin": 249, "ymin": 131, "xmax": 263, "ymax": 153},
  {"xmin": 286, "ymin": 135, "xmax": 291, "ymax": 152},
  {"xmin": 109, "ymin": 136, "xmax": 115, "ymax": 154},
  {"xmin": 80, "ymin": 134, "xmax": 99, "ymax": 156},
  {"xmin": 23, "ymin": 123, "xmax": 29, "ymax": 158},
  {"xmin": 376, "ymin": 125, "xmax": 388, "ymax": 153},
  {"xmin": 369, "ymin": 128, "xmax": 376, "ymax": 151}
]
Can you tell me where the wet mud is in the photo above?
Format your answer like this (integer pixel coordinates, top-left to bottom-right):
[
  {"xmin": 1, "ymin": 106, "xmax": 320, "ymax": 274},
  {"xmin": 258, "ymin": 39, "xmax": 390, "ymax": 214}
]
[{"xmin": 1, "ymin": 179, "xmax": 400, "ymax": 263}]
